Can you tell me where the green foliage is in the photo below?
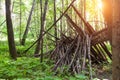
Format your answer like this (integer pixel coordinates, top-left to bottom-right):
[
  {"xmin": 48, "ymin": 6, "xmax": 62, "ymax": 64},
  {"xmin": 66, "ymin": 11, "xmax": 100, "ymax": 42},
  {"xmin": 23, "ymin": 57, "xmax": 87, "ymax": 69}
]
[
  {"xmin": 0, "ymin": 41, "xmax": 89, "ymax": 80},
  {"xmin": 0, "ymin": 55, "xmax": 89, "ymax": 80},
  {"xmin": 0, "ymin": 57, "xmax": 51, "ymax": 79},
  {"xmin": 0, "ymin": 41, "xmax": 9, "ymax": 56}
]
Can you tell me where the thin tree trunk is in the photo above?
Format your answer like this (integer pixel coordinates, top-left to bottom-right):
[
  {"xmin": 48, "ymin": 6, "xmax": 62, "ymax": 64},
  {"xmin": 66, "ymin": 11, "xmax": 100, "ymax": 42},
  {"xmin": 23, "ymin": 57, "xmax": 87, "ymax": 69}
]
[
  {"xmin": 112, "ymin": 0, "xmax": 120, "ymax": 80},
  {"xmin": 60, "ymin": 0, "xmax": 64, "ymax": 38},
  {"xmin": 34, "ymin": 0, "xmax": 48, "ymax": 62},
  {"xmin": 34, "ymin": 0, "xmax": 43, "ymax": 56},
  {"xmin": 5, "ymin": 0, "xmax": 17, "ymax": 60},
  {"xmin": 54, "ymin": 0, "xmax": 57, "ymax": 46},
  {"xmin": 84, "ymin": 0, "xmax": 86, "ymax": 20},
  {"xmin": 21, "ymin": 0, "xmax": 36, "ymax": 45},
  {"xmin": 19, "ymin": 0, "xmax": 22, "ymax": 43}
]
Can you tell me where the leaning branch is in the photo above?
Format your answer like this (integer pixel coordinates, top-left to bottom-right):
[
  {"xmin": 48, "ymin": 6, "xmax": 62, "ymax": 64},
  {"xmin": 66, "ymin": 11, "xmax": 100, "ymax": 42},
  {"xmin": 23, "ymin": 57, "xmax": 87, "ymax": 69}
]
[{"xmin": 23, "ymin": 0, "xmax": 76, "ymax": 53}]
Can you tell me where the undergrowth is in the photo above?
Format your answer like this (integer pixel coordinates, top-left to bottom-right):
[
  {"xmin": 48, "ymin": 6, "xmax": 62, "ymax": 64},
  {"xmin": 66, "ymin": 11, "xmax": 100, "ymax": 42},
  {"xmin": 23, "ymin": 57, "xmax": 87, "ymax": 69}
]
[
  {"xmin": 0, "ymin": 41, "xmax": 88, "ymax": 80},
  {"xmin": 0, "ymin": 56, "xmax": 88, "ymax": 80}
]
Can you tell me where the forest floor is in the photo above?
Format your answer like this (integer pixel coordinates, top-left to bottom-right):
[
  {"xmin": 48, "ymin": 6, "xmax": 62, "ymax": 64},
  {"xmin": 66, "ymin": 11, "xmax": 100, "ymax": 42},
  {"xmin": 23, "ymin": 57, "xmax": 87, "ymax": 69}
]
[
  {"xmin": 93, "ymin": 64, "xmax": 112, "ymax": 80},
  {"xmin": 0, "ymin": 41, "xmax": 112, "ymax": 80}
]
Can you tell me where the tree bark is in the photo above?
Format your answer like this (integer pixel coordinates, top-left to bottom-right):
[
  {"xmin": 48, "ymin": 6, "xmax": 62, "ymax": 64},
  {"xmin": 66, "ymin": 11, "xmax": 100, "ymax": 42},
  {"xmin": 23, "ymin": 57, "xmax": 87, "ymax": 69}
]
[
  {"xmin": 5, "ymin": 0, "xmax": 17, "ymax": 60},
  {"xmin": 112, "ymin": 0, "xmax": 120, "ymax": 80},
  {"xmin": 54, "ymin": 0, "xmax": 57, "ymax": 46}
]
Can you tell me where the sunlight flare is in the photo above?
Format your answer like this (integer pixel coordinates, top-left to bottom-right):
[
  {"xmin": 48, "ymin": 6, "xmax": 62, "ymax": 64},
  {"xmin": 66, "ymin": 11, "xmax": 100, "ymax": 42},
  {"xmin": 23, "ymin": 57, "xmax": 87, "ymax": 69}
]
[{"xmin": 98, "ymin": 0, "xmax": 103, "ymax": 9}]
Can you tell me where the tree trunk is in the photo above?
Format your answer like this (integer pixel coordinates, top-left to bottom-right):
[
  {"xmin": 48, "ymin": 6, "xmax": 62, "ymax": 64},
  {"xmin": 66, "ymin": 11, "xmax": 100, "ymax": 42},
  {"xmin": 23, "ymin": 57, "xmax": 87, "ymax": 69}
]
[
  {"xmin": 54, "ymin": 0, "xmax": 57, "ymax": 46},
  {"xmin": 19, "ymin": 0, "xmax": 22, "ymax": 44},
  {"xmin": 34, "ymin": 0, "xmax": 48, "ymax": 62},
  {"xmin": 60, "ymin": 0, "xmax": 64, "ymax": 38},
  {"xmin": 5, "ymin": 0, "xmax": 17, "ymax": 60},
  {"xmin": 21, "ymin": 0, "xmax": 36, "ymax": 45},
  {"xmin": 112, "ymin": 0, "xmax": 120, "ymax": 80}
]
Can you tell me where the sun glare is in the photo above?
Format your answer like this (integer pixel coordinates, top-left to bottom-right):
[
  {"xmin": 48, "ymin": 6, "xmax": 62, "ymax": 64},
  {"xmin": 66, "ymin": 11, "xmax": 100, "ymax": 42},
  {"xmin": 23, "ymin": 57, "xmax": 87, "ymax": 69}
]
[{"xmin": 98, "ymin": 0, "xmax": 103, "ymax": 9}]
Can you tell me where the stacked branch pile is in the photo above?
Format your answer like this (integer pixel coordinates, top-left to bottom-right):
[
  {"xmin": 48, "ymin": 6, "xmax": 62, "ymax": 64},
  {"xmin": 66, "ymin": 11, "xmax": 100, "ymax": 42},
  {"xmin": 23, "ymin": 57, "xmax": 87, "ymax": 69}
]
[{"xmin": 49, "ymin": 5, "xmax": 111, "ymax": 75}]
